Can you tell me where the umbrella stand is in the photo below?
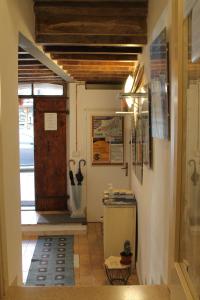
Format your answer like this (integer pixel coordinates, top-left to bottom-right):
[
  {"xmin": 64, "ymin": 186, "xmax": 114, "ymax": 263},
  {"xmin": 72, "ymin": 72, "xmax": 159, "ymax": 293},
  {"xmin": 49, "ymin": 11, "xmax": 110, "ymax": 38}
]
[{"xmin": 71, "ymin": 159, "xmax": 86, "ymax": 218}]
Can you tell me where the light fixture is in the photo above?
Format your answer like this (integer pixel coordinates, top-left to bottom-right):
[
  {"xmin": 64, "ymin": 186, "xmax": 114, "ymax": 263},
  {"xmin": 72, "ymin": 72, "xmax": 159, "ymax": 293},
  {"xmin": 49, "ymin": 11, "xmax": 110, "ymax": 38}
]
[
  {"xmin": 124, "ymin": 75, "xmax": 134, "ymax": 94},
  {"xmin": 115, "ymin": 92, "xmax": 148, "ymax": 114}
]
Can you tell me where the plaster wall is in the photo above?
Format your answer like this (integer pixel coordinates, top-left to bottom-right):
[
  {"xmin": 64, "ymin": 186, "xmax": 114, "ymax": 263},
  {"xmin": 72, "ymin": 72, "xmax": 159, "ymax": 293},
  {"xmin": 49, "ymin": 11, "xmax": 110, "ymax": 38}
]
[
  {"xmin": 69, "ymin": 84, "xmax": 131, "ymax": 221},
  {"xmin": 132, "ymin": 0, "xmax": 172, "ymax": 285}
]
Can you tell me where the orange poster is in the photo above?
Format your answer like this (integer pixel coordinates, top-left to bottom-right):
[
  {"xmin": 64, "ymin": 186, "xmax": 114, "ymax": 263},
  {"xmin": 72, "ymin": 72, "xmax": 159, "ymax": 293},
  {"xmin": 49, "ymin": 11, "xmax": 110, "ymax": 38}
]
[{"xmin": 92, "ymin": 139, "xmax": 110, "ymax": 164}]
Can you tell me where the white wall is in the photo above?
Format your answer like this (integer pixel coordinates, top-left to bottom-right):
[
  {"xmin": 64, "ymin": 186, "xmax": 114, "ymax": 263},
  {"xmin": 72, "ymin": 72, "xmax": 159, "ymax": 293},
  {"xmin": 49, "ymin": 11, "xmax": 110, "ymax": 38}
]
[
  {"xmin": 132, "ymin": 0, "xmax": 172, "ymax": 285},
  {"xmin": 0, "ymin": 0, "xmax": 35, "ymax": 287},
  {"xmin": 69, "ymin": 84, "xmax": 131, "ymax": 221}
]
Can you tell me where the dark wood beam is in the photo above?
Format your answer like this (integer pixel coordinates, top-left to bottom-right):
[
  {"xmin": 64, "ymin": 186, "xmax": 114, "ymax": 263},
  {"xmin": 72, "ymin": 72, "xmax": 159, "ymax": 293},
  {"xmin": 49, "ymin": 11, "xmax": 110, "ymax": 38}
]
[
  {"xmin": 64, "ymin": 67, "xmax": 133, "ymax": 74},
  {"xmin": 18, "ymin": 47, "xmax": 27, "ymax": 54},
  {"xmin": 34, "ymin": 2, "xmax": 148, "ymax": 17},
  {"xmin": 34, "ymin": 0, "xmax": 147, "ymax": 3},
  {"xmin": 63, "ymin": 66, "xmax": 133, "ymax": 72},
  {"xmin": 61, "ymin": 60, "xmax": 134, "ymax": 66},
  {"xmin": 18, "ymin": 54, "xmax": 36, "ymax": 60},
  {"xmin": 43, "ymin": 45, "xmax": 143, "ymax": 54},
  {"xmin": 19, "ymin": 75, "xmax": 59, "ymax": 78},
  {"xmin": 74, "ymin": 77, "xmax": 125, "ymax": 82},
  {"xmin": 18, "ymin": 69, "xmax": 55, "ymax": 74},
  {"xmin": 18, "ymin": 60, "xmax": 43, "ymax": 66},
  {"xmin": 85, "ymin": 83, "xmax": 123, "ymax": 90},
  {"xmin": 54, "ymin": 54, "xmax": 137, "ymax": 61},
  {"xmin": 74, "ymin": 75, "xmax": 126, "ymax": 80},
  {"xmin": 68, "ymin": 71, "xmax": 129, "ymax": 76},
  {"xmin": 18, "ymin": 65, "xmax": 49, "ymax": 70},
  {"xmin": 19, "ymin": 79, "xmax": 64, "ymax": 84},
  {"xmin": 36, "ymin": 16, "xmax": 146, "ymax": 36},
  {"xmin": 36, "ymin": 34, "xmax": 147, "ymax": 46},
  {"xmin": 35, "ymin": 2, "xmax": 147, "ymax": 45}
]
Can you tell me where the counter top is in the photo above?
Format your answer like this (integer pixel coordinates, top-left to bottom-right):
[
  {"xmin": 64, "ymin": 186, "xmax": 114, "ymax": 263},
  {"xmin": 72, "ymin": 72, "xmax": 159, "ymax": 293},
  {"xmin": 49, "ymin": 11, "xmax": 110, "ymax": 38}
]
[{"xmin": 7, "ymin": 285, "xmax": 170, "ymax": 300}]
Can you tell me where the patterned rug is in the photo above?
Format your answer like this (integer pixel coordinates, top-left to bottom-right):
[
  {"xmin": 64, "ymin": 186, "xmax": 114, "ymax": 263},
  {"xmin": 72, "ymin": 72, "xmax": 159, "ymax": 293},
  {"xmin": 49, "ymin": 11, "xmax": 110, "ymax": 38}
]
[
  {"xmin": 37, "ymin": 214, "xmax": 87, "ymax": 225},
  {"xmin": 26, "ymin": 236, "xmax": 75, "ymax": 286}
]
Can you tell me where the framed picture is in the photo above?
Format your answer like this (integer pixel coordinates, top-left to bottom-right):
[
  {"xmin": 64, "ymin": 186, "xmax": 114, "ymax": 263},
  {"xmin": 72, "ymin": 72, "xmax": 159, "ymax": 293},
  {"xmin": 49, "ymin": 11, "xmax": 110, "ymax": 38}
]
[
  {"xmin": 141, "ymin": 88, "xmax": 152, "ymax": 168},
  {"xmin": 131, "ymin": 86, "xmax": 152, "ymax": 184},
  {"xmin": 92, "ymin": 115, "xmax": 124, "ymax": 165},
  {"xmin": 150, "ymin": 27, "xmax": 170, "ymax": 139}
]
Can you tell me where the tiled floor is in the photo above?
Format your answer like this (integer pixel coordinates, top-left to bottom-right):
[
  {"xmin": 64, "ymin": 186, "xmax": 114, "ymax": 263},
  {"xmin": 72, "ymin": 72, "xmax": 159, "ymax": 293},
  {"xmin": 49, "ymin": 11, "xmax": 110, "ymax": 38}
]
[{"xmin": 22, "ymin": 223, "xmax": 139, "ymax": 286}]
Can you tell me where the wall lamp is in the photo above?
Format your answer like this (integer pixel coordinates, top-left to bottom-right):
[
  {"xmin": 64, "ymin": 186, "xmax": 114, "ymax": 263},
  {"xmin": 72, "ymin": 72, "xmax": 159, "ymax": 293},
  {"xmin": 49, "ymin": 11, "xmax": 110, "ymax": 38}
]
[
  {"xmin": 116, "ymin": 92, "xmax": 148, "ymax": 114},
  {"xmin": 115, "ymin": 73, "xmax": 148, "ymax": 114}
]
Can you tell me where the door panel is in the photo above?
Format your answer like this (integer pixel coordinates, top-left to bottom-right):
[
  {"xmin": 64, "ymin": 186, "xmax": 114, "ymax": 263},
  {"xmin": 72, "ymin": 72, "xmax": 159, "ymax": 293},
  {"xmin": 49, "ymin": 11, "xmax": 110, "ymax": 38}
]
[{"xmin": 34, "ymin": 97, "xmax": 68, "ymax": 211}]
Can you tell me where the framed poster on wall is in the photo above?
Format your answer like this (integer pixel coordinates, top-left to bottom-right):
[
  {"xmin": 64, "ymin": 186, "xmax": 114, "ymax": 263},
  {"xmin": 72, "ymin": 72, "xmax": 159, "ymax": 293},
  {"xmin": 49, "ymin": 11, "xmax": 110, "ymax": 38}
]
[
  {"xmin": 150, "ymin": 27, "xmax": 170, "ymax": 139},
  {"xmin": 92, "ymin": 115, "xmax": 124, "ymax": 165}
]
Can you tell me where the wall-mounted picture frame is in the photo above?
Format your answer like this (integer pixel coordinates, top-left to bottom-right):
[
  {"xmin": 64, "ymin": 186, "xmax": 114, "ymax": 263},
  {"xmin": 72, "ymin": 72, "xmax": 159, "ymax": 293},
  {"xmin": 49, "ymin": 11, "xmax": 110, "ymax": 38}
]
[
  {"xmin": 131, "ymin": 86, "xmax": 152, "ymax": 184},
  {"xmin": 91, "ymin": 115, "xmax": 124, "ymax": 165},
  {"xmin": 150, "ymin": 27, "xmax": 170, "ymax": 140}
]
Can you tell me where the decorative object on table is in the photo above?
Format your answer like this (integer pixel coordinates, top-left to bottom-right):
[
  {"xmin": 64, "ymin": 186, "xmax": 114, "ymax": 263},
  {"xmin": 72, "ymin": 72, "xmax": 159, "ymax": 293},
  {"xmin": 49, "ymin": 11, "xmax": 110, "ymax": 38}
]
[
  {"xmin": 91, "ymin": 115, "xmax": 124, "ymax": 165},
  {"xmin": 120, "ymin": 240, "xmax": 133, "ymax": 265},
  {"xmin": 150, "ymin": 27, "xmax": 170, "ymax": 139},
  {"xmin": 104, "ymin": 256, "xmax": 131, "ymax": 285},
  {"xmin": 26, "ymin": 236, "xmax": 75, "ymax": 286}
]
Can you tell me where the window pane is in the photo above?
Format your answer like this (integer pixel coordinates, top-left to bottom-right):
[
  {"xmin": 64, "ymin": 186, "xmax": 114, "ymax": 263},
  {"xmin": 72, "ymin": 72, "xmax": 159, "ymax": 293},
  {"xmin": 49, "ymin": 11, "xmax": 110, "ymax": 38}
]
[
  {"xmin": 19, "ymin": 99, "xmax": 34, "ymax": 167},
  {"xmin": 18, "ymin": 83, "xmax": 32, "ymax": 96},
  {"xmin": 33, "ymin": 83, "xmax": 63, "ymax": 95}
]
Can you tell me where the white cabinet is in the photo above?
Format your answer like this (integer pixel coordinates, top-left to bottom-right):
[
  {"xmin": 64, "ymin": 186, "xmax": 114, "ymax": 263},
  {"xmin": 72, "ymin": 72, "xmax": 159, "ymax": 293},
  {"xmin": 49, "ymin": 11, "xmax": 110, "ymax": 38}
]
[{"xmin": 103, "ymin": 205, "xmax": 136, "ymax": 267}]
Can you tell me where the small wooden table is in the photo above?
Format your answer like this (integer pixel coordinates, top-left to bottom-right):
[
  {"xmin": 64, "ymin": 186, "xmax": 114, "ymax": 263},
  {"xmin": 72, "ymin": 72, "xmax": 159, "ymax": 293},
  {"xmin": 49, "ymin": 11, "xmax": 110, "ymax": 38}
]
[{"xmin": 104, "ymin": 256, "xmax": 131, "ymax": 285}]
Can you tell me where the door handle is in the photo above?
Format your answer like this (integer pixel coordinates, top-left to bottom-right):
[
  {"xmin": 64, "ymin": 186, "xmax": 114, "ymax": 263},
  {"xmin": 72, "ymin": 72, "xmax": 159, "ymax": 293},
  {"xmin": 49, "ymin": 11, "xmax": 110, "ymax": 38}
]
[{"xmin": 121, "ymin": 162, "xmax": 128, "ymax": 176}]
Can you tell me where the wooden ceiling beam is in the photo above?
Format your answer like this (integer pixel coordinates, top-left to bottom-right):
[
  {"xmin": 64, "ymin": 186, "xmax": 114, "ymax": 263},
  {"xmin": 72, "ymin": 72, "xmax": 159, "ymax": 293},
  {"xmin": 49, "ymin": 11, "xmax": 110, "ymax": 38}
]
[
  {"xmin": 36, "ymin": 34, "xmax": 147, "ymax": 46},
  {"xmin": 19, "ymin": 79, "xmax": 64, "ymax": 84},
  {"xmin": 34, "ymin": 0, "xmax": 147, "ymax": 3},
  {"xmin": 61, "ymin": 60, "xmax": 134, "ymax": 66},
  {"xmin": 18, "ymin": 69, "xmax": 55, "ymax": 74},
  {"xmin": 63, "ymin": 66, "xmax": 133, "ymax": 71},
  {"xmin": 55, "ymin": 54, "xmax": 137, "ymax": 61},
  {"xmin": 74, "ymin": 75, "xmax": 127, "ymax": 79},
  {"xmin": 18, "ymin": 65, "xmax": 50, "ymax": 70},
  {"xmin": 36, "ymin": 16, "xmax": 146, "ymax": 36},
  {"xmin": 34, "ymin": 2, "xmax": 148, "ymax": 18},
  {"xmin": 43, "ymin": 45, "xmax": 143, "ymax": 54},
  {"xmin": 18, "ymin": 60, "xmax": 43, "ymax": 66},
  {"xmin": 68, "ymin": 71, "xmax": 129, "ymax": 75},
  {"xmin": 35, "ymin": 2, "xmax": 147, "ymax": 45},
  {"xmin": 18, "ymin": 54, "xmax": 36, "ymax": 60}
]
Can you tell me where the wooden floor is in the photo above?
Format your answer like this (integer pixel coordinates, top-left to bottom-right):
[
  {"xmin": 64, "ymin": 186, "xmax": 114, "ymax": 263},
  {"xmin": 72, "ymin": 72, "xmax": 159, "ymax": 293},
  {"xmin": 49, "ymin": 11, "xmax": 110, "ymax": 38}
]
[{"xmin": 22, "ymin": 223, "xmax": 139, "ymax": 286}]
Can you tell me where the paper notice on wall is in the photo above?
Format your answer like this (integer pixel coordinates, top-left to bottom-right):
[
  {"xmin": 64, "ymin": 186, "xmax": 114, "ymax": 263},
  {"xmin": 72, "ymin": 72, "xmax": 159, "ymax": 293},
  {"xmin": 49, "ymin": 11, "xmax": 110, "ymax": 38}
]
[
  {"xmin": 184, "ymin": 0, "xmax": 197, "ymax": 18},
  {"xmin": 44, "ymin": 113, "xmax": 57, "ymax": 131},
  {"xmin": 192, "ymin": 0, "xmax": 200, "ymax": 62},
  {"xmin": 110, "ymin": 144, "xmax": 123, "ymax": 163}
]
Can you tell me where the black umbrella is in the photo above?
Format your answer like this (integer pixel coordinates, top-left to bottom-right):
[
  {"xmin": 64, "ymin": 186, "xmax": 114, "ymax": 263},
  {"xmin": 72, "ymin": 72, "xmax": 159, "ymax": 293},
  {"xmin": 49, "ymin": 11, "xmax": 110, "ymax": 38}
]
[
  {"xmin": 75, "ymin": 159, "xmax": 86, "ymax": 185},
  {"xmin": 69, "ymin": 159, "xmax": 75, "ymax": 186}
]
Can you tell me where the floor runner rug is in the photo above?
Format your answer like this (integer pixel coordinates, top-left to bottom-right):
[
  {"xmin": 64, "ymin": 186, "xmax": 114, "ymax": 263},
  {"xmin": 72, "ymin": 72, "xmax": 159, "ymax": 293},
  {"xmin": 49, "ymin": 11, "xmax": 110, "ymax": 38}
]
[
  {"xmin": 37, "ymin": 214, "xmax": 87, "ymax": 225},
  {"xmin": 26, "ymin": 235, "xmax": 75, "ymax": 286}
]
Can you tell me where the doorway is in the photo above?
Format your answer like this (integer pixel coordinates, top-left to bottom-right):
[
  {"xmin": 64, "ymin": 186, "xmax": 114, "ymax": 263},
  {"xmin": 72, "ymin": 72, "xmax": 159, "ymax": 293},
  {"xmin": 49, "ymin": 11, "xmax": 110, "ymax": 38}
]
[{"xmin": 19, "ymin": 97, "xmax": 35, "ymax": 210}]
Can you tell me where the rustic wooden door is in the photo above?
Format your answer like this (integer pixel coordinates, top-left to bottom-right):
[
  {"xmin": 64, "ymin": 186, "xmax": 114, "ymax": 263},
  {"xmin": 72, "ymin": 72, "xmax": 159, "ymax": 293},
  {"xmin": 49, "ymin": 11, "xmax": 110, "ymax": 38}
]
[{"xmin": 34, "ymin": 97, "xmax": 68, "ymax": 211}]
